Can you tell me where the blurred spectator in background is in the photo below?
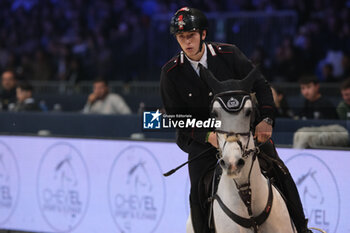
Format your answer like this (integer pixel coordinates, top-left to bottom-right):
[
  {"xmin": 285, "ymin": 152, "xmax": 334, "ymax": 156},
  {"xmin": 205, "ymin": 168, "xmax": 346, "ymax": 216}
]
[
  {"xmin": 271, "ymin": 86, "xmax": 294, "ymax": 118},
  {"xmin": 0, "ymin": 0, "xmax": 348, "ymax": 82},
  {"xmin": 32, "ymin": 50, "xmax": 54, "ymax": 81},
  {"xmin": 9, "ymin": 81, "xmax": 40, "ymax": 112},
  {"xmin": 322, "ymin": 63, "xmax": 336, "ymax": 82},
  {"xmin": 250, "ymin": 46, "xmax": 272, "ymax": 81},
  {"xmin": 336, "ymin": 78, "xmax": 350, "ymax": 120},
  {"xmin": 83, "ymin": 78, "xmax": 131, "ymax": 115},
  {"xmin": 0, "ymin": 69, "xmax": 17, "ymax": 110},
  {"xmin": 341, "ymin": 53, "xmax": 350, "ymax": 80},
  {"xmin": 273, "ymin": 36, "xmax": 301, "ymax": 82},
  {"xmin": 298, "ymin": 76, "xmax": 337, "ymax": 119}
]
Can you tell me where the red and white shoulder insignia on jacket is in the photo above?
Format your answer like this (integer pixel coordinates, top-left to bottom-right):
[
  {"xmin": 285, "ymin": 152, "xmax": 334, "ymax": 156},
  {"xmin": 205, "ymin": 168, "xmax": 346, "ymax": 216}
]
[
  {"xmin": 163, "ymin": 55, "xmax": 180, "ymax": 73},
  {"xmin": 180, "ymin": 51, "xmax": 184, "ymax": 64},
  {"xmin": 207, "ymin": 44, "xmax": 217, "ymax": 56}
]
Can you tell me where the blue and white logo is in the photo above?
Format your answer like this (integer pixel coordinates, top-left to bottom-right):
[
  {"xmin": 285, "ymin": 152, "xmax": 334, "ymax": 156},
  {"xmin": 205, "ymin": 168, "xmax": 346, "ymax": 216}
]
[
  {"xmin": 108, "ymin": 146, "xmax": 166, "ymax": 233},
  {"xmin": 37, "ymin": 142, "xmax": 90, "ymax": 232},
  {"xmin": 0, "ymin": 141, "xmax": 20, "ymax": 226},
  {"xmin": 143, "ymin": 110, "xmax": 162, "ymax": 129},
  {"xmin": 286, "ymin": 153, "xmax": 340, "ymax": 233}
]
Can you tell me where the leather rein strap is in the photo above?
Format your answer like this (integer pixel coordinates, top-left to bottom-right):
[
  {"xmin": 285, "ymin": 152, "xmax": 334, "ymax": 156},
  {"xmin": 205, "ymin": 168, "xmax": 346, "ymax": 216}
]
[{"xmin": 213, "ymin": 178, "xmax": 273, "ymax": 233}]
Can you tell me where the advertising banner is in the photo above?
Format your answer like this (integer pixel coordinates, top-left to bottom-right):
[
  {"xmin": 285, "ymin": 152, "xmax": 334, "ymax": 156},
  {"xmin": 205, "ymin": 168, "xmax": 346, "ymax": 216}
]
[{"xmin": 0, "ymin": 136, "xmax": 349, "ymax": 233}]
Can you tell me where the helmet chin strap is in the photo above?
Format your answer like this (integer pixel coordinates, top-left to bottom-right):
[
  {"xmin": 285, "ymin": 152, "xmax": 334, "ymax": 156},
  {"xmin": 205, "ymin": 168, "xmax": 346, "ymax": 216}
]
[{"xmin": 195, "ymin": 30, "xmax": 204, "ymax": 55}]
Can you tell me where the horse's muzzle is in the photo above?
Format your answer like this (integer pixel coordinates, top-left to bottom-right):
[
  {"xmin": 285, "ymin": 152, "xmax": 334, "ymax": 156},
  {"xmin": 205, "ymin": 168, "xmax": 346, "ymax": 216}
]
[{"xmin": 219, "ymin": 158, "xmax": 245, "ymax": 175}]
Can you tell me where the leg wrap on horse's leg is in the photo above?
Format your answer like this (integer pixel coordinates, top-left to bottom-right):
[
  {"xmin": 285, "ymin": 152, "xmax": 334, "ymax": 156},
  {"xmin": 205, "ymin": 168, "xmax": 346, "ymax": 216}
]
[{"xmin": 259, "ymin": 140, "xmax": 310, "ymax": 233}]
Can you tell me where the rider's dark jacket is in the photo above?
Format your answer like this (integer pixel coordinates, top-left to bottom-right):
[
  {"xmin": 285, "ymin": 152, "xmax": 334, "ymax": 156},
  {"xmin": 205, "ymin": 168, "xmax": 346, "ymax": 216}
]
[{"xmin": 160, "ymin": 42, "xmax": 275, "ymax": 153}]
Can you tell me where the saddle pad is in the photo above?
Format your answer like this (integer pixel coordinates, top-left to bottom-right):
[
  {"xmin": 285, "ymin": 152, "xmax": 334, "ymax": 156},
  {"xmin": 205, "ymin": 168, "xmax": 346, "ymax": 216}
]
[{"xmin": 198, "ymin": 165, "xmax": 222, "ymax": 210}]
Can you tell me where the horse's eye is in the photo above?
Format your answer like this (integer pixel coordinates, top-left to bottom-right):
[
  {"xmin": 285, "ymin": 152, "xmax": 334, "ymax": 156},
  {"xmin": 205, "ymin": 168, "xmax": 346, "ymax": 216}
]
[
  {"xmin": 245, "ymin": 109, "xmax": 252, "ymax": 117},
  {"xmin": 212, "ymin": 110, "xmax": 218, "ymax": 118}
]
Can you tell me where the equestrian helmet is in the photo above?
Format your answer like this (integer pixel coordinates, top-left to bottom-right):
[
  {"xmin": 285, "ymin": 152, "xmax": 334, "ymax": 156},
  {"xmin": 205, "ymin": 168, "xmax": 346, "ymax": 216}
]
[{"xmin": 170, "ymin": 7, "xmax": 208, "ymax": 35}]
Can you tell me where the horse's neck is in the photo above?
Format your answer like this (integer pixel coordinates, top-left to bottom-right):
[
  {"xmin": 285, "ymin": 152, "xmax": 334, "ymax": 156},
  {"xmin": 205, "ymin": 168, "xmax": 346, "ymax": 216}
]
[{"xmin": 218, "ymin": 155, "xmax": 269, "ymax": 217}]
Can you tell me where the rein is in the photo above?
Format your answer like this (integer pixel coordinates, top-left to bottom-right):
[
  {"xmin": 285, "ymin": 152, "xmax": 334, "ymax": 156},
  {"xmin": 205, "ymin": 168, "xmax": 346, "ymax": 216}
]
[
  {"xmin": 213, "ymin": 178, "xmax": 273, "ymax": 233},
  {"xmin": 214, "ymin": 131, "xmax": 273, "ymax": 233}
]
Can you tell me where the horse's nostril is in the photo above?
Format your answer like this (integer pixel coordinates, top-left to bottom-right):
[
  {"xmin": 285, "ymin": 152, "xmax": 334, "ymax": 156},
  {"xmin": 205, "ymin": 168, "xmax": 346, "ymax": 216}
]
[
  {"xmin": 219, "ymin": 159, "xmax": 226, "ymax": 167},
  {"xmin": 237, "ymin": 158, "xmax": 245, "ymax": 168}
]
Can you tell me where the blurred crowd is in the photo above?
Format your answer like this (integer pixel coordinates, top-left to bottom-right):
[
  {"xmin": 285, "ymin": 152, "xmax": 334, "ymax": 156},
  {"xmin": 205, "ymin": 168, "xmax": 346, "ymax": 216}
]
[
  {"xmin": 0, "ymin": 0, "xmax": 349, "ymax": 84},
  {"xmin": 265, "ymin": 3, "xmax": 350, "ymax": 82}
]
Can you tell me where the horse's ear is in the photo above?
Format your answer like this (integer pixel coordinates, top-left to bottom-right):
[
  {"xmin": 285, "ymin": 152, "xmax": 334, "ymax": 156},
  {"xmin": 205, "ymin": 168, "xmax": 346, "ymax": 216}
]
[
  {"xmin": 199, "ymin": 64, "xmax": 224, "ymax": 95},
  {"xmin": 239, "ymin": 66, "xmax": 260, "ymax": 92},
  {"xmin": 199, "ymin": 64, "xmax": 260, "ymax": 93}
]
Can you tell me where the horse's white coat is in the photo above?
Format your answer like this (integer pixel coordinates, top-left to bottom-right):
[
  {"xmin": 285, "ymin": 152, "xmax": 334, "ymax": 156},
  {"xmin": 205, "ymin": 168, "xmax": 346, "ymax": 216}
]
[{"xmin": 187, "ymin": 99, "xmax": 296, "ymax": 233}]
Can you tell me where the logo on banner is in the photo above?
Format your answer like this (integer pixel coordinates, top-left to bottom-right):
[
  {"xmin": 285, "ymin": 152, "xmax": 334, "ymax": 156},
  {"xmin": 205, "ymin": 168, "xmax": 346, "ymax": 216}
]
[
  {"xmin": 0, "ymin": 141, "xmax": 20, "ymax": 226},
  {"xmin": 37, "ymin": 142, "xmax": 90, "ymax": 232},
  {"xmin": 108, "ymin": 146, "xmax": 166, "ymax": 233},
  {"xmin": 286, "ymin": 153, "xmax": 340, "ymax": 233}
]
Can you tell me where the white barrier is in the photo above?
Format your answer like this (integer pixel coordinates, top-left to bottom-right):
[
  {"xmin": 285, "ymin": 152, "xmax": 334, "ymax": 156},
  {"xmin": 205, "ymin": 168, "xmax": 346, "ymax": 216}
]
[{"xmin": 0, "ymin": 135, "xmax": 349, "ymax": 233}]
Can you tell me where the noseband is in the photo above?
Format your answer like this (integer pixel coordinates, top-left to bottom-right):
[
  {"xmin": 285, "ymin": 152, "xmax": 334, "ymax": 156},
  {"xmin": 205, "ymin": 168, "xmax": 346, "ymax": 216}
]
[{"xmin": 216, "ymin": 132, "xmax": 259, "ymax": 160}]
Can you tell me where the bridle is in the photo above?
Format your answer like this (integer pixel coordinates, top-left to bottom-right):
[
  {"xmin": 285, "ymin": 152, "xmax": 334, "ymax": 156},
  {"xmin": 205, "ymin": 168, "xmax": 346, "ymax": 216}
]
[
  {"xmin": 216, "ymin": 130, "xmax": 259, "ymax": 160},
  {"xmin": 212, "ymin": 108, "xmax": 273, "ymax": 233}
]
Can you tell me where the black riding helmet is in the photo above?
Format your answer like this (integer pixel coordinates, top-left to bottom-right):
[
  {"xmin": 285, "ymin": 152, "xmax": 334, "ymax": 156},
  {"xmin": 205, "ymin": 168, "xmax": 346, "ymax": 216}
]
[
  {"xmin": 170, "ymin": 7, "xmax": 208, "ymax": 54},
  {"xmin": 170, "ymin": 7, "xmax": 208, "ymax": 35}
]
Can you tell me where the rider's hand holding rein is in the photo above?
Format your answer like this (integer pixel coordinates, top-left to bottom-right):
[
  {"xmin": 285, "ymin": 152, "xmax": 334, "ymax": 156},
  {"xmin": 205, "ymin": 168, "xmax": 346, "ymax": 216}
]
[
  {"xmin": 254, "ymin": 120, "xmax": 272, "ymax": 142},
  {"xmin": 207, "ymin": 120, "xmax": 272, "ymax": 148},
  {"xmin": 207, "ymin": 132, "xmax": 218, "ymax": 148}
]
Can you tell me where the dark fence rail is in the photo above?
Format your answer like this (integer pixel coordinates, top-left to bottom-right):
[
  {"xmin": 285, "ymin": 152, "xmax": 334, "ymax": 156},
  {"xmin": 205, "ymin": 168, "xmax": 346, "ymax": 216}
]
[{"xmin": 0, "ymin": 112, "xmax": 349, "ymax": 146}]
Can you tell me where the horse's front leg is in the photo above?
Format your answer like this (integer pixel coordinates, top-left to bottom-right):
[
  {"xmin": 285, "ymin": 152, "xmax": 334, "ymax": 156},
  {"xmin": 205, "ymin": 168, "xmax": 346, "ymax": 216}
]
[{"xmin": 186, "ymin": 214, "xmax": 195, "ymax": 233}]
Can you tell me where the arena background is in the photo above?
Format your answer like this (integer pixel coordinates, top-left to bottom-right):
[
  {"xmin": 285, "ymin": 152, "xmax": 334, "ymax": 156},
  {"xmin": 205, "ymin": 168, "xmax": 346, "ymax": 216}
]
[{"xmin": 0, "ymin": 0, "xmax": 349, "ymax": 232}]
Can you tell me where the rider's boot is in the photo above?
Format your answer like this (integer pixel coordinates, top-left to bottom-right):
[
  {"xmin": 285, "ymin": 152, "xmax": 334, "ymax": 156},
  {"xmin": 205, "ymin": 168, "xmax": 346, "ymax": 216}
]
[
  {"xmin": 298, "ymin": 219, "xmax": 313, "ymax": 233},
  {"xmin": 281, "ymin": 173, "xmax": 312, "ymax": 233},
  {"xmin": 190, "ymin": 202, "xmax": 211, "ymax": 233},
  {"xmin": 259, "ymin": 140, "xmax": 312, "ymax": 233}
]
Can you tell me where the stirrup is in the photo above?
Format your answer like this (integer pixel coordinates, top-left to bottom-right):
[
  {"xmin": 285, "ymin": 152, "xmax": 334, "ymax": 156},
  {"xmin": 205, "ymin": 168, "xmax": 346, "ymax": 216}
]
[{"xmin": 309, "ymin": 227, "xmax": 327, "ymax": 233}]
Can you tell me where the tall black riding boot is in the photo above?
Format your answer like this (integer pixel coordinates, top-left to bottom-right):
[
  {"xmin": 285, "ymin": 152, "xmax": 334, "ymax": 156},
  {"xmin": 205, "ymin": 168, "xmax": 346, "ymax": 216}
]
[
  {"xmin": 190, "ymin": 202, "xmax": 211, "ymax": 233},
  {"xmin": 279, "ymin": 171, "xmax": 312, "ymax": 233},
  {"xmin": 260, "ymin": 140, "xmax": 311, "ymax": 233}
]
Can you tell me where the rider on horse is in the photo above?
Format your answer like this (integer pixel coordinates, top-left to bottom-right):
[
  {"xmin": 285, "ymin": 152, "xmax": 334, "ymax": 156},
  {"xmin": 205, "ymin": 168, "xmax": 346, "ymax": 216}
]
[{"xmin": 160, "ymin": 7, "xmax": 312, "ymax": 233}]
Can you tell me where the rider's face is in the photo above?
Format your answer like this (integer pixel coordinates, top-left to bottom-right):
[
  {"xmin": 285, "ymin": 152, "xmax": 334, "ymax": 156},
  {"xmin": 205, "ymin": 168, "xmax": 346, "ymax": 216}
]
[{"xmin": 176, "ymin": 30, "xmax": 206, "ymax": 61}]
